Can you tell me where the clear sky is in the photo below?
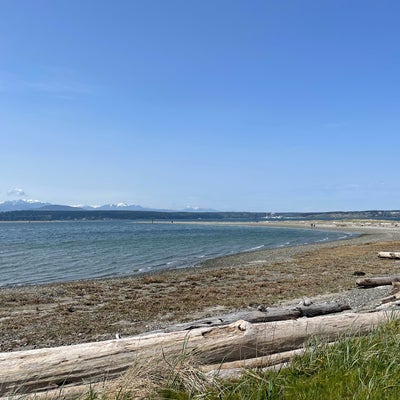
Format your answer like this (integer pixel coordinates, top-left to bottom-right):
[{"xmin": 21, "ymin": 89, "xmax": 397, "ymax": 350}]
[{"xmin": 1, "ymin": 1, "xmax": 399, "ymax": 212}]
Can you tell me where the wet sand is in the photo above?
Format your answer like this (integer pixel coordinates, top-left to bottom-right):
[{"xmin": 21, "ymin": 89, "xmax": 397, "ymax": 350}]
[{"xmin": 1, "ymin": 220, "xmax": 400, "ymax": 352}]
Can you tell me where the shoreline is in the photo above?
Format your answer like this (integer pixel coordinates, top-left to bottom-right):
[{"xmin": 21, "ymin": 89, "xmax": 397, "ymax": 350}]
[
  {"xmin": 0, "ymin": 220, "xmax": 356, "ymax": 289},
  {"xmin": 1, "ymin": 221, "xmax": 400, "ymax": 352},
  {"xmin": 197, "ymin": 220, "xmax": 400, "ymax": 269}
]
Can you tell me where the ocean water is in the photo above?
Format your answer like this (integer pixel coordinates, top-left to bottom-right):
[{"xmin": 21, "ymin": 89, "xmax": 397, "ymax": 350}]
[{"xmin": 0, "ymin": 221, "xmax": 353, "ymax": 287}]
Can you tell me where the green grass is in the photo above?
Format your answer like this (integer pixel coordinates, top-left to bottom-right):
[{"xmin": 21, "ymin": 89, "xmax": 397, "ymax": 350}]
[{"xmin": 159, "ymin": 320, "xmax": 400, "ymax": 400}]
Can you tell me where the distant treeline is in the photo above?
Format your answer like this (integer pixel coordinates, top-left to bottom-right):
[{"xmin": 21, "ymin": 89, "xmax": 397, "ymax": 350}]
[
  {"xmin": 0, "ymin": 209, "xmax": 400, "ymax": 222},
  {"xmin": 270, "ymin": 210, "xmax": 400, "ymax": 221},
  {"xmin": 0, "ymin": 210, "xmax": 265, "ymax": 222}
]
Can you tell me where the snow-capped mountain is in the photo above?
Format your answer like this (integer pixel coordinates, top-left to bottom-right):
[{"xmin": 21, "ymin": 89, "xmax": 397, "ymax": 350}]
[
  {"xmin": 0, "ymin": 199, "xmax": 52, "ymax": 212},
  {"xmin": 0, "ymin": 199, "xmax": 219, "ymax": 213},
  {"xmin": 83, "ymin": 203, "xmax": 149, "ymax": 211},
  {"xmin": 183, "ymin": 206, "xmax": 218, "ymax": 212}
]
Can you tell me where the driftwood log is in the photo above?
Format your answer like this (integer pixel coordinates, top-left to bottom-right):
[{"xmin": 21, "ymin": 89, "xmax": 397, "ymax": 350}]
[
  {"xmin": 356, "ymin": 276, "xmax": 400, "ymax": 287},
  {"xmin": 378, "ymin": 251, "xmax": 400, "ymax": 259},
  {"xmin": 201, "ymin": 347, "xmax": 307, "ymax": 373},
  {"xmin": 381, "ymin": 290, "xmax": 400, "ymax": 304},
  {"xmin": 165, "ymin": 301, "xmax": 350, "ymax": 331},
  {"xmin": 0, "ymin": 311, "xmax": 398, "ymax": 397},
  {"xmin": 376, "ymin": 300, "xmax": 400, "ymax": 310}
]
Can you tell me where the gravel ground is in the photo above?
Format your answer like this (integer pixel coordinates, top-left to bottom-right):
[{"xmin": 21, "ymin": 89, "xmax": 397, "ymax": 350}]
[
  {"xmin": 279, "ymin": 285, "xmax": 395, "ymax": 313},
  {"xmin": 254, "ymin": 222, "xmax": 400, "ymax": 312}
]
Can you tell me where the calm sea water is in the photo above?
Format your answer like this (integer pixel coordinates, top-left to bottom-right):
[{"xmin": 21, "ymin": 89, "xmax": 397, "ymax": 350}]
[{"xmin": 0, "ymin": 221, "xmax": 353, "ymax": 287}]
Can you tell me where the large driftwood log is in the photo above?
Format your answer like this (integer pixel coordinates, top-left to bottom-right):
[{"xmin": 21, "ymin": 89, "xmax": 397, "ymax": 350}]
[
  {"xmin": 356, "ymin": 276, "xmax": 400, "ymax": 287},
  {"xmin": 0, "ymin": 311, "xmax": 398, "ymax": 397},
  {"xmin": 165, "ymin": 301, "xmax": 349, "ymax": 331},
  {"xmin": 378, "ymin": 251, "xmax": 400, "ymax": 259},
  {"xmin": 9, "ymin": 350, "xmax": 308, "ymax": 400}
]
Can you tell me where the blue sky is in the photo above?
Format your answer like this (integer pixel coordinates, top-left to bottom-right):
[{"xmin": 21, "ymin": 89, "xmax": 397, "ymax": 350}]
[{"xmin": 1, "ymin": 1, "xmax": 399, "ymax": 212}]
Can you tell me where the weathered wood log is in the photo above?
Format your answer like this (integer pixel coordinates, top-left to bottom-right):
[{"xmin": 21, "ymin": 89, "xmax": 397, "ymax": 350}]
[
  {"xmin": 201, "ymin": 348, "xmax": 306, "ymax": 373},
  {"xmin": 297, "ymin": 301, "xmax": 350, "ymax": 317},
  {"xmin": 3, "ymin": 383, "xmax": 107, "ymax": 400},
  {"xmin": 1, "ymin": 311, "xmax": 398, "ymax": 397},
  {"xmin": 381, "ymin": 295, "xmax": 397, "ymax": 304},
  {"xmin": 205, "ymin": 361, "xmax": 289, "ymax": 380},
  {"xmin": 378, "ymin": 251, "xmax": 400, "ymax": 259},
  {"xmin": 13, "ymin": 351, "xmax": 307, "ymax": 400},
  {"xmin": 356, "ymin": 276, "xmax": 400, "ymax": 287},
  {"xmin": 166, "ymin": 308, "xmax": 301, "ymax": 331},
  {"xmin": 381, "ymin": 290, "xmax": 400, "ymax": 304},
  {"xmin": 376, "ymin": 300, "xmax": 400, "ymax": 310},
  {"xmin": 203, "ymin": 340, "xmax": 337, "ymax": 376},
  {"xmin": 165, "ymin": 308, "xmax": 301, "ymax": 331},
  {"xmin": 166, "ymin": 301, "xmax": 350, "ymax": 331}
]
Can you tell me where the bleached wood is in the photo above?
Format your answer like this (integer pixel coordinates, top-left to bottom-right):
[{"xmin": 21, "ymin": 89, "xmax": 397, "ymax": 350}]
[
  {"xmin": 381, "ymin": 295, "xmax": 397, "ymax": 304},
  {"xmin": 201, "ymin": 348, "xmax": 306, "ymax": 372},
  {"xmin": 205, "ymin": 361, "xmax": 290, "ymax": 380},
  {"xmin": 356, "ymin": 276, "xmax": 400, "ymax": 287},
  {"xmin": 165, "ymin": 301, "xmax": 349, "ymax": 331},
  {"xmin": 0, "ymin": 311, "xmax": 398, "ymax": 397},
  {"xmin": 297, "ymin": 301, "xmax": 350, "ymax": 317},
  {"xmin": 164, "ymin": 308, "xmax": 301, "ymax": 331},
  {"xmin": 378, "ymin": 251, "xmax": 400, "ymax": 259},
  {"xmin": 376, "ymin": 300, "xmax": 400, "ymax": 310}
]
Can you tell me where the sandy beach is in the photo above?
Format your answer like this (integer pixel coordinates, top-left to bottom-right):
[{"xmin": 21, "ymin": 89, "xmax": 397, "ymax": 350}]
[{"xmin": 1, "ymin": 220, "xmax": 400, "ymax": 353}]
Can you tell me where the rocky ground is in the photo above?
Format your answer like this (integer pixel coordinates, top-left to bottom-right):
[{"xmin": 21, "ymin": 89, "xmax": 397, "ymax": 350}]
[{"xmin": 1, "ymin": 221, "xmax": 400, "ymax": 352}]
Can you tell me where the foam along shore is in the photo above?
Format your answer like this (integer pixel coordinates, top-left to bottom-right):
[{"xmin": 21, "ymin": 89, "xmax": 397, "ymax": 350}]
[{"xmin": 1, "ymin": 220, "xmax": 400, "ymax": 354}]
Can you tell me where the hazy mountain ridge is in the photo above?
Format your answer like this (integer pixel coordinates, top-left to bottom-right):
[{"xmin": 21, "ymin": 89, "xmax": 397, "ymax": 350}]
[
  {"xmin": 82, "ymin": 203, "xmax": 164, "ymax": 211},
  {"xmin": 0, "ymin": 199, "xmax": 217, "ymax": 213},
  {"xmin": 2, "ymin": 200, "xmax": 400, "ymax": 221}
]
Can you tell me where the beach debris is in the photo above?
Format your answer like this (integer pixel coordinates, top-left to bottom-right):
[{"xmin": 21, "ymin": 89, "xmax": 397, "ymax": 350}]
[
  {"xmin": 376, "ymin": 300, "xmax": 400, "ymax": 310},
  {"xmin": 378, "ymin": 251, "xmax": 400, "ymax": 259},
  {"xmin": 164, "ymin": 301, "xmax": 350, "ymax": 332},
  {"xmin": 356, "ymin": 276, "xmax": 400, "ymax": 288},
  {"xmin": 378, "ymin": 283, "xmax": 400, "ymax": 307},
  {"xmin": 380, "ymin": 294, "xmax": 400, "ymax": 304},
  {"xmin": 353, "ymin": 270, "xmax": 366, "ymax": 276},
  {"xmin": 301, "ymin": 297, "xmax": 313, "ymax": 306},
  {"xmin": 297, "ymin": 301, "xmax": 350, "ymax": 317}
]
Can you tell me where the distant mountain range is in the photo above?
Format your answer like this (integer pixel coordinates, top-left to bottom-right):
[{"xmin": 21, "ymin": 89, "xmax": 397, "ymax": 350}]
[
  {"xmin": 3, "ymin": 200, "xmax": 400, "ymax": 222},
  {"xmin": 0, "ymin": 199, "xmax": 218, "ymax": 213},
  {"xmin": 1, "ymin": 200, "xmax": 400, "ymax": 222}
]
